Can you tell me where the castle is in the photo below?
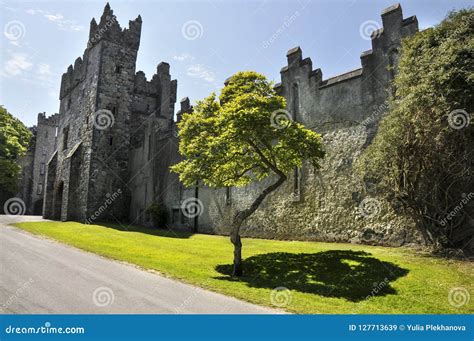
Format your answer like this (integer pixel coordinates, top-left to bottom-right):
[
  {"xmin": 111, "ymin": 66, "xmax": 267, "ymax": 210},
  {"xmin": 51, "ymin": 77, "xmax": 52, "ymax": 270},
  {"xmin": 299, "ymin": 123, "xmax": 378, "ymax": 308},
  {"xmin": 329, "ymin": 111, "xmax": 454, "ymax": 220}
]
[{"xmin": 20, "ymin": 3, "xmax": 427, "ymax": 247}]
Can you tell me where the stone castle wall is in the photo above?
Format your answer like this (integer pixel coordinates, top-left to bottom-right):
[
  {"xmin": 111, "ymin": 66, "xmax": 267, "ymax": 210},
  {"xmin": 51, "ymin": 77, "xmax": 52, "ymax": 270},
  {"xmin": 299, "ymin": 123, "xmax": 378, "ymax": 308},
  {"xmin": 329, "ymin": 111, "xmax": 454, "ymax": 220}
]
[
  {"xmin": 179, "ymin": 4, "xmax": 424, "ymax": 246},
  {"xmin": 24, "ymin": 3, "xmax": 428, "ymax": 247}
]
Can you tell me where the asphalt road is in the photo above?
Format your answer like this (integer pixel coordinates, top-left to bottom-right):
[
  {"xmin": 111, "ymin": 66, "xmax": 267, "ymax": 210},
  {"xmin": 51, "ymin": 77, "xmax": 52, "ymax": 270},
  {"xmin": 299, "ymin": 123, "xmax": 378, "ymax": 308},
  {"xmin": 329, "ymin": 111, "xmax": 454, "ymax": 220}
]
[{"xmin": 0, "ymin": 215, "xmax": 279, "ymax": 314}]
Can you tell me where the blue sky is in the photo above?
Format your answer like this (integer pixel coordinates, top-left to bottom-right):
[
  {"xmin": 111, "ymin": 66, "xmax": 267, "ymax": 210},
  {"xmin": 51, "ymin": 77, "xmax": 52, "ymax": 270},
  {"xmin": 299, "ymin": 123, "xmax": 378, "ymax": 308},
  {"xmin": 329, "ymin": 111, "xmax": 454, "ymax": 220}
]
[{"xmin": 1, "ymin": 0, "xmax": 471, "ymax": 127}]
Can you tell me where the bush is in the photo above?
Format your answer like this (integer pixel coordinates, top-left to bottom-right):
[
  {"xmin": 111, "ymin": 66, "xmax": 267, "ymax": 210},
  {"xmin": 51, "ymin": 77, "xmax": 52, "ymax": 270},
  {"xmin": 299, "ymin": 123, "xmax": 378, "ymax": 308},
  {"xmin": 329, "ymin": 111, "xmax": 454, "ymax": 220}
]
[
  {"xmin": 146, "ymin": 202, "xmax": 169, "ymax": 228},
  {"xmin": 358, "ymin": 9, "xmax": 474, "ymax": 251}
]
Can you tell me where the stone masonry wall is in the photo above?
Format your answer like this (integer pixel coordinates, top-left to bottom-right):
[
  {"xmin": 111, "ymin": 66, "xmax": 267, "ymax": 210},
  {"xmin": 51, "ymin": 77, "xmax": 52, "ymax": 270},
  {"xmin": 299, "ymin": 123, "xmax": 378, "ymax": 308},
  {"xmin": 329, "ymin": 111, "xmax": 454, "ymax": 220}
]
[{"xmin": 182, "ymin": 4, "xmax": 424, "ymax": 247}]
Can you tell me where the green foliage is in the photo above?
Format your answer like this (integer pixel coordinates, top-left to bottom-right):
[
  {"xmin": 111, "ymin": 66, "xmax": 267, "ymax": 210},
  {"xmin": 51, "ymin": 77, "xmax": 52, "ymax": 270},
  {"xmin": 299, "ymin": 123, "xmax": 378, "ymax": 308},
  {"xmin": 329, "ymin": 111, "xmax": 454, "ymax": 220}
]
[
  {"xmin": 171, "ymin": 71, "xmax": 324, "ymax": 188},
  {"xmin": 0, "ymin": 105, "xmax": 32, "ymax": 195},
  {"xmin": 146, "ymin": 201, "xmax": 169, "ymax": 228},
  {"xmin": 358, "ymin": 9, "xmax": 474, "ymax": 249}
]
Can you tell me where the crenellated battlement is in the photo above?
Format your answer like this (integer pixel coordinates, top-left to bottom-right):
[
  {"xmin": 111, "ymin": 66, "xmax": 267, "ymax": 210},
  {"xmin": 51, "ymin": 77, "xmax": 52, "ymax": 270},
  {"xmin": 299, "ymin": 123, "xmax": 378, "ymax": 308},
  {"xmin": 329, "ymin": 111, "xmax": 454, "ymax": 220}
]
[
  {"xmin": 278, "ymin": 3, "xmax": 418, "ymax": 95},
  {"xmin": 133, "ymin": 63, "xmax": 177, "ymax": 119},
  {"xmin": 59, "ymin": 3, "xmax": 142, "ymax": 100},
  {"xmin": 88, "ymin": 3, "xmax": 142, "ymax": 51},
  {"xmin": 176, "ymin": 97, "xmax": 192, "ymax": 123},
  {"xmin": 134, "ymin": 63, "xmax": 176, "ymax": 96},
  {"xmin": 59, "ymin": 55, "xmax": 87, "ymax": 100},
  {"xmin": 37, "ymin": 112, "xmax": 62, "ymax": 126}
]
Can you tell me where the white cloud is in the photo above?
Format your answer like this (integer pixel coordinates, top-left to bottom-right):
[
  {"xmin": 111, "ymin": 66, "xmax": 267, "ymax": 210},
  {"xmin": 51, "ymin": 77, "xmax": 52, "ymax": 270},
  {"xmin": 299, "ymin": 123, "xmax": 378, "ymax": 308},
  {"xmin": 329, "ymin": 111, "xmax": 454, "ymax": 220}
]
[
  {"xmin": 173, "ymin": 53, "xmax": 195, "ymax": 62},
  {"xmin": 26, "ymin": 9, "xmax": 84, "ymax": 31},
  {"xmin": 4, "ymin": 53, "xmax": 33, "ymax": 76},
  {"xmin": 187, "ymin": 64, "xmax": 216, "ymax": 83},
  {"xmin": 37, "ymin": 63, "xmax": 52, "ymax": 76}
]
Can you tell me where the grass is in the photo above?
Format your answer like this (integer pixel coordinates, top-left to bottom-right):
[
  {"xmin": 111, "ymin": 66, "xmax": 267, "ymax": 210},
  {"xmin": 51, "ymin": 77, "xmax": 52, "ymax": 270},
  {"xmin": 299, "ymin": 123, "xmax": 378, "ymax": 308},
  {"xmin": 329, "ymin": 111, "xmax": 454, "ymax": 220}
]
[{"xmin": 12, "ymin": 221, "xmax": 474, "ymax": 314}]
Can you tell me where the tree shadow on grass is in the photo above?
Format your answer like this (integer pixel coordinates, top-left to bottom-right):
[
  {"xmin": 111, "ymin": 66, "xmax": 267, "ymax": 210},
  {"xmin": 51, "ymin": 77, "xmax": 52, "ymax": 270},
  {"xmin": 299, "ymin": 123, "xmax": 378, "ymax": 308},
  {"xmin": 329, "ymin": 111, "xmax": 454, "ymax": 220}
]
[
  {"xmin": 215, "ymin": 250, "xmax": 409, "ymax": 302},
  {"xmin": 92, "ymin": 222, "xmax": 194, "ymax": 239}
]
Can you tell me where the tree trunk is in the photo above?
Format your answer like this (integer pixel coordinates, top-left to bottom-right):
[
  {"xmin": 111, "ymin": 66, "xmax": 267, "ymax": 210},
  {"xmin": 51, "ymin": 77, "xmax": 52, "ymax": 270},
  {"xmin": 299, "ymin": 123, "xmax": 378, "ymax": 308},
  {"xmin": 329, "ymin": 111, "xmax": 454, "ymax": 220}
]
[
  {"xmin": 231, "ymin": 232, "xmax": 243, "ymax": 276},
  {"xmin": 229, "ymin": 174, "xmax": 287, "ymax": 276}
]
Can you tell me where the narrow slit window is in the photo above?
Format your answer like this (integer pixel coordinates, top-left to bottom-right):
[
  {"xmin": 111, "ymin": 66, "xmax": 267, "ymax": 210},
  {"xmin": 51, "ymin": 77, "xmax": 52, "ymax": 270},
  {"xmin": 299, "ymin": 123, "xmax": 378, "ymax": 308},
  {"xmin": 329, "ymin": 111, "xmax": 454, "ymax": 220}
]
[
  {"xmin": 292, "ymin": 83, "xmax": 299, "ymax": 121},
  {"xmin": 62, "ymin": 126, "xmax": 69, "ymax": 150},
  {"xmin": 293, "ymin": 167, "xmax": 301, "ymax": 202}
]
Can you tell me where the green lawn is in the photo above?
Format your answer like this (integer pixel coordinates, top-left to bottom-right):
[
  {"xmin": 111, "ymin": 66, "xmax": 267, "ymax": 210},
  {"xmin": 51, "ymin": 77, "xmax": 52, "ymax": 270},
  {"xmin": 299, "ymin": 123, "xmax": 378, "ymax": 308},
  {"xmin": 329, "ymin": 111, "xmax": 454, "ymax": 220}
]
[{"xmin": 12, "ymin": 221, "xmax": 473, "ymax": 314}]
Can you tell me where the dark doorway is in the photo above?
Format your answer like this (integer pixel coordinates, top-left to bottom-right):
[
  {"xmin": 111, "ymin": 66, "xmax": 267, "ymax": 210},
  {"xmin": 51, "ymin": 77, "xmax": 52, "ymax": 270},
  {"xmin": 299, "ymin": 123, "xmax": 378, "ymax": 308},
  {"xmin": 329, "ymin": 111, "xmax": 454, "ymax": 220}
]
[
  {"xmin": 53, "ymin": 181, "xmax": 64, "ymax": 220},
  {"xmin": 33, "ymin": 199, "xmax": 44, "ymax": 215}
]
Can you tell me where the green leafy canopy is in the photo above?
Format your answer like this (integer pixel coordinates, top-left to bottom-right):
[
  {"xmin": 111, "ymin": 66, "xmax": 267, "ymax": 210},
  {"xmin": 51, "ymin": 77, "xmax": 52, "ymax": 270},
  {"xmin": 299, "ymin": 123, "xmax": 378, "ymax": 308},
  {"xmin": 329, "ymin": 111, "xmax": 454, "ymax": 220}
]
[
  {"xmin": 357, "ymin": 9, "xmax": 474, "ymax": 248},
  {"xmin": 171, "ymin": 71, "xmax": 324, "ymax": 188},
  {"xmin": 0, "ymin": 105, "xmax": 32, "ymax": 194}
]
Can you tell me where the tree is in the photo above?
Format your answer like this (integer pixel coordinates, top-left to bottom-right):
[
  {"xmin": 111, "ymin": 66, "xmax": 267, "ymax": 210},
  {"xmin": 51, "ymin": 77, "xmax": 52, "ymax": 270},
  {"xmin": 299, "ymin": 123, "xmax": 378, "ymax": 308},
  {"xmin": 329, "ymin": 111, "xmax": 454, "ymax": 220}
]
[
  {"xmin": 358, "ymin": 9, "xmax": 474, "ymax": 252},
  {"xmin": 172, "ymin": 71, "xmax": 324, "ymax": 275},
  {"xmin": 0, "ymin": 106, "xmax": 32, "ymax": 199}
]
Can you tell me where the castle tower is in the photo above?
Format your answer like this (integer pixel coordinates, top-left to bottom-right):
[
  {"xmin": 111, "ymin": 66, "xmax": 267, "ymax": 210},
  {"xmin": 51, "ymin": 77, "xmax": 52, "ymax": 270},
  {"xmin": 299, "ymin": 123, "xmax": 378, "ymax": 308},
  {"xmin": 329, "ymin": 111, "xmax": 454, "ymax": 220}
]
[{"xmin": 44, "ymin": 3, "xmax": 142, "ymax": 222}]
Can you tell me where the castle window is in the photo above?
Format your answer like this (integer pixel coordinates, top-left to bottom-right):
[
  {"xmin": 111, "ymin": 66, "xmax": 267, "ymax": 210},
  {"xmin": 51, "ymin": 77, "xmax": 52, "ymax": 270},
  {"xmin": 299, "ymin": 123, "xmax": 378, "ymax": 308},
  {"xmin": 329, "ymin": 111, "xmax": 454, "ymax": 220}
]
[
  {"xmin": 111, "ymin": 106, "xmax": 118, "ymax": 117},
  {"xmin": 45, "ymin": 131, "xmax": 48, "ymax": 138},
  {"xmin": 66, "ymin": 97, "xmax": 72, "ymax": 110},
  {"xmin": 114, "ymin": 65, "xmax": 122, "ymax": 74},
  {"xmin": 147, "ymin": 134, "xmax": 152, "ymax": 160},
  {"xmin": 293, "ymin": 167, "xmax": 301, "ymax": 202},
  {"xmin": 63, "ymin": 126, "xmax": 69, "ymax": 150},
  {"xmin": 225, "ymin": 187, "xmax": 231, "ymax": 205},
  {"xmin": 292, "ymin": 83, "xmax": 299, "ymax": 121},
  {"xmin": 109, "ymin": 136, "xmax": 113, "ymax": 146},
  {"xmin": 40, "ymin": 163, "xmax": 45, "ymax": 175},
  {"xmin": 37, "ymin": 183, "xmax": 43, "ymax": 195},
  {"xmin": 388, "ymin": 48, "xmax": 399, "ymax": 80},
  {"xmin": 42, "ymin": 146, "xmax": 47, "ymax": 155}
]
